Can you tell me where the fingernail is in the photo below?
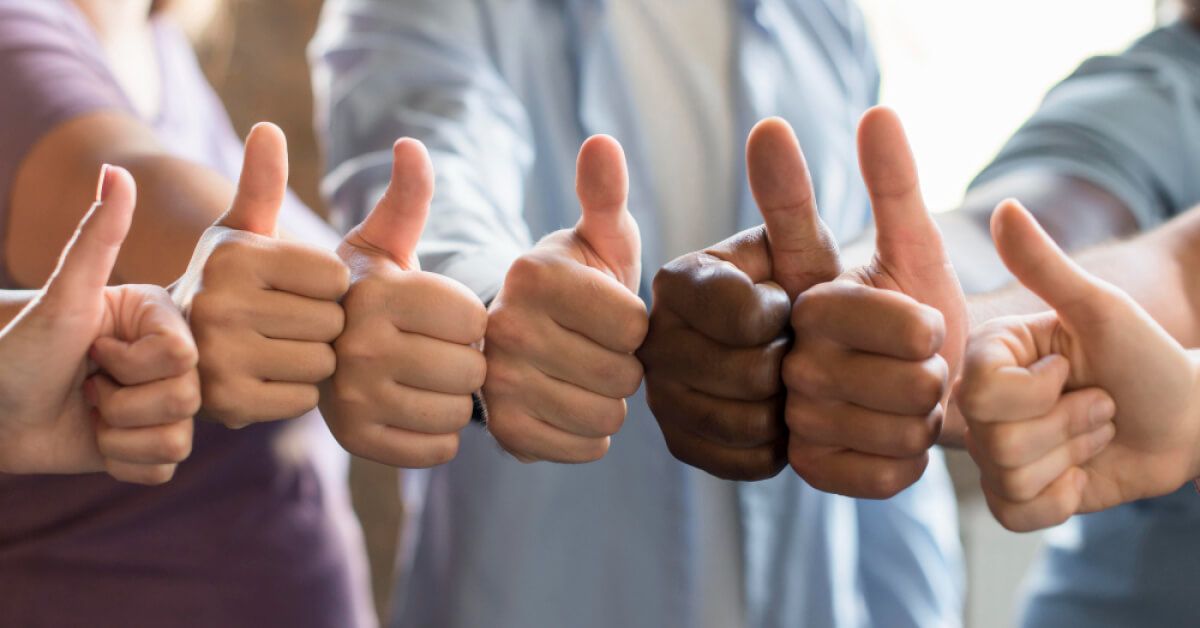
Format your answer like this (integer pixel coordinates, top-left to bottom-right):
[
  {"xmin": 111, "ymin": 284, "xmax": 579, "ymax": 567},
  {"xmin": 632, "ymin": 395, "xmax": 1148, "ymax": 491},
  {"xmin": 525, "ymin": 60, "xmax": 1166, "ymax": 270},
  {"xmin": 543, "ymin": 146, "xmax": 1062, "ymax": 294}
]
[
  {"xmin": 96, "ymin": 164, "xmax": 112, "ymax": 202},
  {"xmin": 1089, "ymin": 397, "xmax": 1115, "ymax": 425},
  {"xmin": 81, "ymin": 377, "xmax": 98, "ymax": 407}
]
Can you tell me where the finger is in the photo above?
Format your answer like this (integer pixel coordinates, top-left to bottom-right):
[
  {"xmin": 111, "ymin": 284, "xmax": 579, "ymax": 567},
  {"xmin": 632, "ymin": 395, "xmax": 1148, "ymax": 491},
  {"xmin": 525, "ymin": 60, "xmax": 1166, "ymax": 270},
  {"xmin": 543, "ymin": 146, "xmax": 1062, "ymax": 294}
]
[
  {"xmin": 651, "ymin": 252, "xmax": 791, "ymax": 347},
  {"xmin": 969, "ymin": 387, "xmax": 1116, "ymax": 469},
  {"xmin": 972, "ymin": 420, "xmax": 1113, "ymax": 502},
  {"xmin": 220, "ymin": 122, "xmax": 287, "ymax": 236},
  {"xmin": 982, "ymin": 468, "xmax": 1087, "ymax": 533},
  {"xmin": 249, "ymin": 291, "xmax": 346, "ymax": 342},
  {"xmin": 793, "ymin": 281, "xmax": 944, "ymax": 360},
  {"xmin": 646, "ymin": 381, "xmax": 786, "ymax": 448},
  {"xmin": 208, "ymin": 381, "xmax": 321, "ymax": 426},
  {"xmin": 96, "ymin": 418, "xmax": 194, "ymax": 465},
  {"xmin": 330, "ymin": 422, "xmax": 461, "ymax": 468},
  {"xmin": 657, "ymin": 418, "xmax": 787, "ymax": 482},
  {"xmin": 991, "ymin": 199, "xmax": 1101, "ymax": 321},
  {"xmin": 254, "ymin": 242, "xmax": 351, "ymax": 301},
  {"xmin": 957, "ymin": 351, "xmax": 1071, "ymax": 424},
  {"xmin": 373, "ymin": 270, "xmax": 487, "ymax": 345},
  {"xmin": 507, "ymin": 255, "xmax": 647, "ymax": 353},
  {"xmin": 89, "ymin": 372, "xmax": 201, "ymax": 428},
  {"xmin": 486, "ymin": 406, "xmax": 611, "ymax": 464},
  {"xmin": 574, "ymin": 135, "xmax": 641, "ymax": 290},
  {"xmin": 104, "ymin": 460, "xmax": 179, "ymax": 486},
  {"xmin": 640, "ymin": 324, "xmax": 787, "ymax": 401},
  {"xmin": 333, "ymin": 380, "xmax": 474, "ymax": 435},
  {"xmin": 784, "ymin": 345, "xmax": 948, "ymax": 416},
  {"xmin": 786, "ymin": 396, "xmax": 943, "ymax": 459},
  {"xmin": 524, "ymin": 321, "xmax": 644, "ymax": 399},
  {"xmin": 745, "ymin": 117, "xmax": 841, "ymax": 299},
  {"xmin": 857, "ymin": 107, "xmax": 948, "ymax": 272},
  {"xmin": 350, "ymin": 138, "xmax": 433, "ymax": 268},
  {"xmin": 248, "ymin": 339, "xmax": 337, "ymax": 384},
  {"xmin": 41, "ymin": 165, "xmax": 135, "ymax": 307},
  {"xmin": 788, "ymin": 437, "xmax": 929, "ymax": 499},
  {"xmin": 91, "ymin": 290, "xmax": 197, "ymax": 385},
  {"xmin": 517, "ymin": 365, "xmax": 628, "ymax": 438},
  {"xmin": 383, "ymin": 331, "xmax": 487, "ymax": 395}
]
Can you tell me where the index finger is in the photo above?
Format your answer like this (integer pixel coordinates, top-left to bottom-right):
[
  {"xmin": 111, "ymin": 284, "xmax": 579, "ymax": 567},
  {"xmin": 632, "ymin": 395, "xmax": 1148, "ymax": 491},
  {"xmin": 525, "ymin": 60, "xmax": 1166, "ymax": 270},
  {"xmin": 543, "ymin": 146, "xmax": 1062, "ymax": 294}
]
[
  {"xmin": 257, "ymin": 241, "xmax": 351, "ymax": 301},
  {"xmin": 652, "ymin": 251, "xmax": 790, "ymax": 347},
  {"xmin": 92, "ymin": 286, "xmax": 197, "ymax": 385}
]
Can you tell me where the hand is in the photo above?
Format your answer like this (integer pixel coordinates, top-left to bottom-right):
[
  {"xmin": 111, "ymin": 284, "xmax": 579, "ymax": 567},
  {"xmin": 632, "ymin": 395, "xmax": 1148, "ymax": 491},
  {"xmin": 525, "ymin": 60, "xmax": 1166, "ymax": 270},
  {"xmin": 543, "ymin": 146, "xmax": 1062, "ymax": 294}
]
[
  {"xmin": 483, "ymin": 136, "xmax": 647, "ymax": 463},
  {"xmin": 956, "ymin": 200, "xmax": 1200, "ymax": 531},
  {"xmin": 780, "ymin": 107, "xmax": 967, "ymax": 498},
  {"xmin": 638, "ymin": 117, "xmax": 843, "ymax": 481},
  {"xmin": 327, "ymin": 139, "xmax": 487, "ymax": 467},
  {"xmin": 0, "ymin": 165, "xmax": 199, "ymax": 485},
  {"xmin": 172, "ymin": 123, "xmax": 350, "ymax": 428}
]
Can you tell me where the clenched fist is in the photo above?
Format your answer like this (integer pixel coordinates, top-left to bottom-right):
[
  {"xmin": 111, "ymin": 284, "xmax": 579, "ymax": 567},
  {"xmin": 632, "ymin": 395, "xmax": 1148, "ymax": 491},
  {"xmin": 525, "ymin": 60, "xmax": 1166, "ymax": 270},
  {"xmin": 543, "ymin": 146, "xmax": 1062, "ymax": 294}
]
[
  {"xmin": 484, "ymin": 136, "xmax": 648, "ymax": 463},
  {"xmin": 957, "ymin": 201, "xmax": 1200, "ymax": 531},
  {"xmin": 326, "ymin": 139, "xmax": 487, "ymax": 468},
  {"xmin": 638, "ymin": 118, "xmax": 844, "ymax": 481},
  {"xmin": 782, "ymin": 108, "xmax": 966, "ymax": 499},
  {"xmin": 173, "ymin": 124, "xmax": 350, "ymax": 427},
  {"xmin": 0, "ymin": 165, "xmax": 198, "ymax": 485}
]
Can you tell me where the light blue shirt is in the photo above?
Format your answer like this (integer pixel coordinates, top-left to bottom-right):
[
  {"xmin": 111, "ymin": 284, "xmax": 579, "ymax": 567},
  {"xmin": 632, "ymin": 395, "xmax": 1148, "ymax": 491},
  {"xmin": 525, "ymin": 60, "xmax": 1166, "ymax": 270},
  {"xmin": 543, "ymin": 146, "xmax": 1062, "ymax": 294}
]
[
  {"xmin": 974, "ymin": 22, "xmax": 1200, "ymax": 628},
  {"xmin": 311, "ymin": 2, "xmax": 965, "ymax": 627}
]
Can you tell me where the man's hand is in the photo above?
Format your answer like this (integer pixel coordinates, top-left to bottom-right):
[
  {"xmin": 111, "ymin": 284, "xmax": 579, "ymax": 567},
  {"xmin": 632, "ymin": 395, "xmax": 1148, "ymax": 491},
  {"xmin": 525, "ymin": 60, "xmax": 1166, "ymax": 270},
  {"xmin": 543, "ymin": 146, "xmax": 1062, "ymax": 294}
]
[
  {"xmin": 638, "ymin": 118, "xmax": 843, "ymax": 481},
  {"xmin": 484, "ymin": 136, "xmax": 647, "ymax": 463},
  {"xmin": 172, "ymin": 123, "xmax": 349, "ymax": 428},
  {"xmin": 780, "ymin": 108, "xmax": 967, "ymax": 498},
  {"xmin": 0, "ymin": 165, "xmax": 199, "ymax": 485},
  {"xmin": 326, "ymin": 139, "xmax": 487, "ymax": 468},
  {"xmin": 957, "ymin": 200, "xmax": 1200, "ymax": 532}
]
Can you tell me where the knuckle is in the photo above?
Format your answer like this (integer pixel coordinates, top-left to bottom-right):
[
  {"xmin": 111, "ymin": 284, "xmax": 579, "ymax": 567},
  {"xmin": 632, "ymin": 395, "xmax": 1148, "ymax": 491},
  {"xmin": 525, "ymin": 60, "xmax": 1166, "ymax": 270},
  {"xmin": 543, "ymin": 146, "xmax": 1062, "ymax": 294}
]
[
  {"xmin": 590, "ymin": 399, "xmax": 627, "ymax": 437},
  {"xmin": 159, "ymin": 425, "xmax": 194, "ymax": 462},
  {"xmin": 335, "ymin": 331, "xmax": 379, "ymax": 364},
  {"xmin": 896, "ymin": 420, "xmax": 938, "ymax": 457},
  {"xmin": 998, "ymin": 470, "xmax": 1037, "ymax": 502},
  {"xmin": 485, "ymin": 308, "xmax": 533, "ymax": 353},
  {"xmin": 781, "ymin": 352, "xmax": 828, "ymax": 399},
  {"xmin": 313, "ymin": 344, "xmax": 338, "ymax": 380},
  {"xmin": 986, "ymin": 425, "xmax": 1027, "ymax": 468},
  {"xmin": 903, "ymin": 307, "xmax": 945, "ymax": 357},
  {"xmin": 464, "ymin": 351, "xmax": 488, "ymax": 391},
  {"xmin": 167, "ymin": 380, "xmax": 203, "ymax": 418},
  {"xmin": 909, "ymin": 359, "xmax": 948, "ymax": 411},
  {"xmin": 505, "ymin": 255, "xmax": 552, "ymax": 298},
  {"xmin": 604, "ymin": 357, "xmax": 644, "ymax": 398},
  {"xmin": 869, "ymin": 463, "xmax": 914, "ymax": 499}
]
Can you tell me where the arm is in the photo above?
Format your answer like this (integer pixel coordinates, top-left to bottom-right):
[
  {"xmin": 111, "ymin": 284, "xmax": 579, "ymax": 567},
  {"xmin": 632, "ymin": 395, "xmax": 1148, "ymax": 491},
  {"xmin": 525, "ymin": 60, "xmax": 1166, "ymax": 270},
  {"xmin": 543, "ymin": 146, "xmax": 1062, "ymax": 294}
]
[{"xmin": 312, "ymin": 0, "xmax": 536, "ymax": 301}]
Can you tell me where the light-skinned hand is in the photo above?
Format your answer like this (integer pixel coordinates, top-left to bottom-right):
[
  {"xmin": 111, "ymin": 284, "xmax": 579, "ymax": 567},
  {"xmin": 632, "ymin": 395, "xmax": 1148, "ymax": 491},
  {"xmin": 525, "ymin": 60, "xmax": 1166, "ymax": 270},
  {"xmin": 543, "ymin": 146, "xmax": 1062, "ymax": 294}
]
[
  {"xmin": 172, "ymin": 123, "xmax": 349, "ymax": 427},
  {"xmin": 0, "ymin": 165, "xmax": 199, "ymax": 485},
  {"xmin": 326, "ymin": 139, "xmax": 487, "ymax": 468},
  {"xmin": 484, "ymin": 136, "xmax": 648, "ymax": 463},
  {"xmin": 956, "ymin": 200, "xmax": 1200, "ymax": 532}
]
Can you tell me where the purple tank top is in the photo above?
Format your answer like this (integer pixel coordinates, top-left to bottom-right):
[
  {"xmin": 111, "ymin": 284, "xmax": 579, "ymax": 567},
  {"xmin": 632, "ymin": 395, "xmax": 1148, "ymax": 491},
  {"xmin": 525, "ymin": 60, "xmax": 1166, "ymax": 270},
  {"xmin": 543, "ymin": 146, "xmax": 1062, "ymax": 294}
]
[{"xmin": 0, "ymin": 3, "xmax": 371, "ymax": 626}]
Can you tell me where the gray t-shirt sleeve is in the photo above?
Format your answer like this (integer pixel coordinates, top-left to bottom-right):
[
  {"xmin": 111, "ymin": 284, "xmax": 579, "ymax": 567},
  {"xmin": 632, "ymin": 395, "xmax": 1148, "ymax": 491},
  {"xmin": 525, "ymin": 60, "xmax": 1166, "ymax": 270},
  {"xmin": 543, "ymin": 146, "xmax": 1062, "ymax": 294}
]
[{"xmin": 971, "ymin": 22, "xmax": 1200, "ymax": 228}]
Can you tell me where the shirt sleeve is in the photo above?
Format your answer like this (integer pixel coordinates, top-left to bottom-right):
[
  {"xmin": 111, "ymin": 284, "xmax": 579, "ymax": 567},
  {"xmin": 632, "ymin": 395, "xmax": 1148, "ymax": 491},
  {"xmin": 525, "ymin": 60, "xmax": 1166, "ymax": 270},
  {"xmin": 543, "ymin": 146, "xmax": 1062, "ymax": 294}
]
[
  {"xmin": 0, "ymin": 1, "xmax": 132, "ymax": 218},
  {"xmin": 311, "ymin": 0, "xmax": 536, "ymax": 302},
  {"xmin": 971, "ymin": 26, "xmax": 1200, "ymax": 228}
]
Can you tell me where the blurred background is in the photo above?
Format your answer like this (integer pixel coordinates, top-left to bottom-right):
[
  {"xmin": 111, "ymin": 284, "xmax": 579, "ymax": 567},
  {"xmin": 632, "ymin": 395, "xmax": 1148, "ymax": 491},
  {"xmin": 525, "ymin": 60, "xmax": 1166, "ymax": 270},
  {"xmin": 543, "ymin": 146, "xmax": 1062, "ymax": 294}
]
[{"xmin": 193, "ymin": 1, "xmax": 1165, "ymax": 626}]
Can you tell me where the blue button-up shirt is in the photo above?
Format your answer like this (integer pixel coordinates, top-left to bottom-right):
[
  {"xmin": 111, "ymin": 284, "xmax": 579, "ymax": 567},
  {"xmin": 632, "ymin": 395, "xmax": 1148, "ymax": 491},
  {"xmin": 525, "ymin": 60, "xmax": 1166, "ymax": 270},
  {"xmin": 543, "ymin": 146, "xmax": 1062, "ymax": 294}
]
[{"xmin": 311, "ymin": 1, "xmax": 964, "ymax": 627}]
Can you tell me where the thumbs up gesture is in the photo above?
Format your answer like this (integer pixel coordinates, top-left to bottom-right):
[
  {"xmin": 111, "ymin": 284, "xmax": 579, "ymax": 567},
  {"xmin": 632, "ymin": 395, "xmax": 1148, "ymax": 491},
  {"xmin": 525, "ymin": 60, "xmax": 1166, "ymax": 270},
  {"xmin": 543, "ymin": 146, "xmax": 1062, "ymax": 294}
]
[
  {"xmin": 956, "ymin": 201, "xmax": 1200, "ymax": 531},
  {"xmin": 780, "ymin": 107, "xmax": 967, "ymax": 498},
  {"xmin": 483, "ymin": 136, "xmax": 648, "ymax": 463},
  {"xmin": 0, "ymin": 165, "xmax": 199, "ymax": 484},
  {"xmin": 641, "ymin": 108, "xmax": 966, "ymax": 489},
  {"xmin": 325, "ymin": 139, "xmax": 487, "ymax": 467},
  {"xmin": 172, "ymin": 123, "xmax": 350, "ymax": 427}
]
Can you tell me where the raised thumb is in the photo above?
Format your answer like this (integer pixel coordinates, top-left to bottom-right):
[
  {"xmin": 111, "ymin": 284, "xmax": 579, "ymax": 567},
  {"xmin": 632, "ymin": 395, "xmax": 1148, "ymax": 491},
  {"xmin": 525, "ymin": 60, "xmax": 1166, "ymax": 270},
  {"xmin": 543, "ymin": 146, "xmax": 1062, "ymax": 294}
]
[
  {"xmin": 746, "ymin": 117, "xmax": 842, "ymax": 300},
  {"xmin": 219, "ymin": 122, "xmax": 288, "ymax": 236},
  {"xmin": 992, "ymin": 199, "xmax": 1099, "ymax": 320},
  {"xmin": 353, "ymin": 138, "xmax": 433, "ymax": 268},
  {"xmin": 574, "ymin": 135, "xmax": 641, "ymax": 291},
  {"xmin": 858, "ymin": 106, "xmax": 949, "ymax": 273},
  {"xmin": 42, "ymin": 165, "xmax": 136, "ymax": 306}
]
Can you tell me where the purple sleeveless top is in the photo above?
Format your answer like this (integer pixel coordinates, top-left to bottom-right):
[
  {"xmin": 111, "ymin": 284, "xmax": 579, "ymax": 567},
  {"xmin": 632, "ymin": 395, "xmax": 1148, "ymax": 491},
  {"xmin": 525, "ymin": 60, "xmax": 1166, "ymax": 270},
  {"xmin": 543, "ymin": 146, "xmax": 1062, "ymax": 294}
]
[{"xmin": 0, "ymin": 3, "xmax": 373, "ymax": 626}]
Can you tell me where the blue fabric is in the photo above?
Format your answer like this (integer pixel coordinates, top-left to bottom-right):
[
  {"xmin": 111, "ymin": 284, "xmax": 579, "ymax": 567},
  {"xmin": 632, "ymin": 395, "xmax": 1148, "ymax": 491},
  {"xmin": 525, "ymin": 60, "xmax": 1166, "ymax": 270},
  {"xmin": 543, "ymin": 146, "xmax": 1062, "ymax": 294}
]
[
  {"xmin": 973, "ymin": 21, "xmax": 1200, "ymax": 628},
  {"xmin": 312, "ymin": 1, "xmax": 964, "ymax": 627}
]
